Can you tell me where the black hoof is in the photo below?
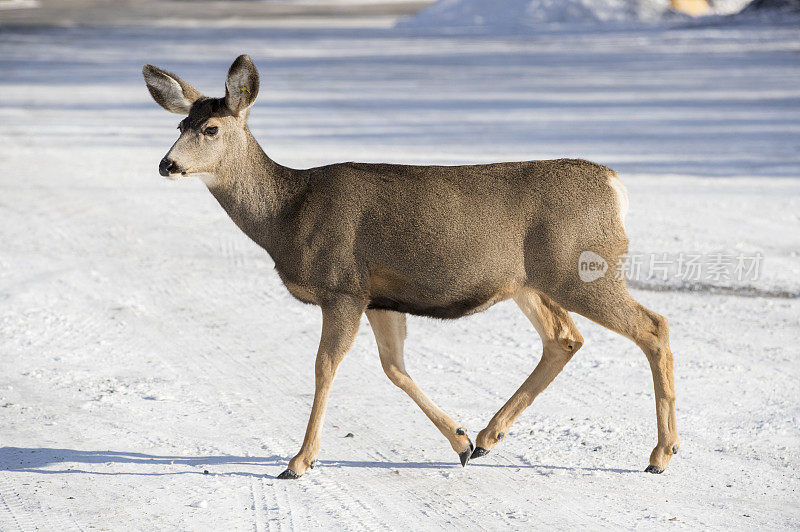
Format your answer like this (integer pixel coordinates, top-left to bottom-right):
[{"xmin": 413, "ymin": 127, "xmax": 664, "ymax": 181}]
[
  {"xmin": 644, "ymin": 465, "xmax": 664, "ymax": 474},
  {"xmin": 470, "ymin": 446, "xmax": 490, "ymax": 460},
  {"xmin": 459, "ymin": 439, "xmax": 474, "ymax": 467},
  {"xmin": 277, "ymin": 468, "xmax": 300, "ymax": 480}
]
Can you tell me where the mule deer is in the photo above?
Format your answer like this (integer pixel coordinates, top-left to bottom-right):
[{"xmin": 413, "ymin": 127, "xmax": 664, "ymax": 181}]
[{"xmin": 143, "ymin": 55, "xmax": 678, "ymax": 479}]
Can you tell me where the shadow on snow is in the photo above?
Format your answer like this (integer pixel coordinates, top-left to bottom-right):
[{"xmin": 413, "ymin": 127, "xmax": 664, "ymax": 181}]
[{"xmin": 0, "ymin": 447, "xmax": 639, "ymax": 477}]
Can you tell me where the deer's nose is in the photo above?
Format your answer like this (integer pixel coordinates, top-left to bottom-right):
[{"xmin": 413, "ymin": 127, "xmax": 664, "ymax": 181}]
[{"xmin": 159, "ymin": 157, "xmax": 180, "ymax": 177}]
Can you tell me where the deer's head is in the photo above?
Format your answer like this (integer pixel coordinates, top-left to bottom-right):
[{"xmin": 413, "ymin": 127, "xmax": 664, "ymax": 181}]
[{"xmin": 143, "ymin": 55, "xmax": 259, "ymax": 186}]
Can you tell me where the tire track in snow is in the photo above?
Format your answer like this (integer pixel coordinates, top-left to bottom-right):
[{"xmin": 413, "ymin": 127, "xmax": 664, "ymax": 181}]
[
  {"xmin": 289, "ymin": 333, "xmax": 483, "ymax": 529},
  {"xmin": 189, "ymin": 299, "xmax": 405, "ymax": 531},
  {"xmin": 214, "ymin": 332, "xmax": 401, "ymax": 531},
  {"xmin": 250, "ymin": 477, "xmax": 269, "ymax": 532},
  {"xmin": 0, "ymin": 476, "xmax": 83, "ymax": 532},
  {"xmin": 0, "ymin": 476, "xmax": 31, "ymax": 532},
  {"xmin": 131, "ymin": 269, "xmax": 334, "ymax": 529},
  {"xmin": 140, "ymin": 258, "xmax": 618, "ymax": 529},
  {"xmin": 628, "ymin": 279, "xmax": 800, "ymax": 300},
  {"xmin": 367, "ymin": 446, "xmax": 472, "ymax": 525},
  {"xmin": 239, "ymin": 351, "xmax": 399, "ymax": 530},
  {"xmin": 481, "ymin": 449, "xmax": 595, "ymax": 527},
  {"xmin": 303, "ymin": 473, "xmax": 394, "ymax": 531},
  {"xmin": 146, "ymin": 246, "xmax": 599, "ymax": 528},
  {"xmin": 391, "ymin": 317, "xmax": 612, "ymax": 527},
  {"xmin": 392, "ymin": 325, "xmax": 536, "ymax": 524},
  {"xmin": 449, "ymin": 313, "xmax": 649, "ymax": 529},
  {"xmin": 280, "ymin": 322, "xmax": 491, "ymax": 527},
  {"xmin": 215, "ymin": 235, "xmax": 258, "ymax": 270},
  {"xmin": 268, "ymin": 478, "xmax": 307, "ymax": 531}
]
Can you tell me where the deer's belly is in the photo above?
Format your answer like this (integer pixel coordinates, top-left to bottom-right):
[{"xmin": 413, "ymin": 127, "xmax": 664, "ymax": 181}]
[{"xmin": 367, "ymin": 267, "xmax": 522, "ymax": 319}]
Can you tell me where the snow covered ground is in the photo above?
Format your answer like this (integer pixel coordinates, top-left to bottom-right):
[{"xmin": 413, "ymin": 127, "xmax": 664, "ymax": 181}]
[{"xmin": 1, "ymin": 16, "xmax": 799, "ymax": 531}]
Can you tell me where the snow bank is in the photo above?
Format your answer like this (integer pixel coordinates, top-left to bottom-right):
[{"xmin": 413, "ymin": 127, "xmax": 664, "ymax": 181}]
[
  {"xmin": 734, "ymin": 0, "xmax": 800, "ymax": 18},
  {"xmin": 396, "ymin": 0, "xmax": 753, "ymax": 32},
  {"xmin": 398, "ymin": 0, "xmax": 678, "ymax": 31},
  {"xmin": 741, "ymin": 0, "xmax": 800, "ymax": 11},
  {"xmin": 0, "ymin": 0, "xmax": 40, "ymax": 10}
]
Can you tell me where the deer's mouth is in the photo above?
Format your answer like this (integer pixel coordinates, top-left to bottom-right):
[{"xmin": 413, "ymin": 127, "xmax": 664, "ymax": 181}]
[
  {"xmin": 164, "ymin": 168, "xmax": 193, "ymax": 181},
  {"xmin": 165, "ymin": 170, "xmax": 218, "ymax": 187}
]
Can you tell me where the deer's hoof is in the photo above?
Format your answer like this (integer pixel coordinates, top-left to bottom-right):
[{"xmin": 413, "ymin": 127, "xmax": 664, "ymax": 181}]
[
  {"xmin": 644, "ymin": 465, "xmax": 664, "ymax": 474},
  {"xmin": 459, "ymin": 440, "xmax": 474, "ymax": 467},
  {"xmin": 470, "ymin": 446, "xmax": 490, "ymax": 460},
  {"xmin": 277, "ymin": 468, "xmax": 301, "ymax": 480}
]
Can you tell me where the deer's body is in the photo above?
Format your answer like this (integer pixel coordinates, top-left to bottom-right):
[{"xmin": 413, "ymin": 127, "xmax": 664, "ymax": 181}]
[
  {"xmin": 144, "ymin": 55, "xmax": 678, "ymax": 480},
  {"xmin": 213, "ymin": 151, "xmax": 626, "ymax": 320}
]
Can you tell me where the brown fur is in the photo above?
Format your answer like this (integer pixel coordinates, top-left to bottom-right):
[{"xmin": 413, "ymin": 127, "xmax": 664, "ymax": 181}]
[{"xmin": 143, "ymin": 55, "xmax": 678, "ymax": 478}]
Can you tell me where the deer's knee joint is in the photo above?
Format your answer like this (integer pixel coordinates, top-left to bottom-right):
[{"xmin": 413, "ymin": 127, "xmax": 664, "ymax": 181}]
[
  {"xmin": 560, "ymin": 330, "xmax": 584, "ymax": 354},
  {"xmin": 636, "ymin": 311, "xmax": 670, "ymax": 353},
  {"xmin": 314, "ymin": 356, "xmax": 335, "ymax": 379},
  {"xmin": 382, "ymin": 363, "xmax": 410, "ymax": 388},
  {"xmin": 653, "ymin": 313, "xmax": 669, "ymax": 339},
  {"xmin": 564, "ymin": 335, "xmax": 584, "ymax": 355},
  {"xmin": 545, "ymin": 335, "xmax": 583, "ymax": 363}
]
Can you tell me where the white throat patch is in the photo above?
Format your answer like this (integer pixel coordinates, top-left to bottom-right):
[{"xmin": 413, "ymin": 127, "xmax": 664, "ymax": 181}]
[{"xmin": 194, "ymin": 172, "xmax": 219, "ymax": 187}]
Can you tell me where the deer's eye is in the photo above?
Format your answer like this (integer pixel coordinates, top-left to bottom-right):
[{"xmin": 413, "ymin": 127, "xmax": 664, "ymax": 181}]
[{"xmin": 203, "ymin": 126, "xmax": 218, "ymax": 136}]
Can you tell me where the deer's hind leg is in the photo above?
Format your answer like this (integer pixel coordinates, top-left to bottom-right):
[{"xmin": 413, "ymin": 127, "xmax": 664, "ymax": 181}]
[
  {"xmin": 472, "ymin": 287, "xmax": 584, "ymax": 459},
  {"xmin": 541, "ymin": 275, "xmax": 678, "ymax": 473},
  {"xmin": 366, "ymin": 309, "xmax": 474, "ymax": 466}
]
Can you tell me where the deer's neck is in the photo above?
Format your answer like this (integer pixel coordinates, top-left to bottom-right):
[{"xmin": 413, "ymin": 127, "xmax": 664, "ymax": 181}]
[{"xmin": 205, "ymin": 132, "xmax": 303, "ymax": 257}]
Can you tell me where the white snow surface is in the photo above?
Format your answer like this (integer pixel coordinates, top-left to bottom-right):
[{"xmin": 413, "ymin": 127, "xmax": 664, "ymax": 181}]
[
  {"xmin": 1, "ymin": 20, "xmax": 800, "ymax": 531},
  {"xmin": 398, "ymin": 0, "xmax": 753, "ymax": 31},
  {"xmin": 0, "ymin": 0, "xmax": 39, "ymax": 10}
]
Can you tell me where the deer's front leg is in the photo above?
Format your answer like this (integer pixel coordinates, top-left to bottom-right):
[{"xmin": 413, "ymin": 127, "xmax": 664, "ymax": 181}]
[
  {"xmin": 277, "ymin": 297, "xmax": 365, "ymax": 479},
  {"xmin": 472, "ymin": 289, "xmax": 583, "ymax": 459}
]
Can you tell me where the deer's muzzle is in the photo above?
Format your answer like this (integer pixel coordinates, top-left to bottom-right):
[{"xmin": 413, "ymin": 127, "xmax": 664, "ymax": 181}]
[{"xmin": 159, "ymin": 157, "xmax": 181, "ymax": 177}]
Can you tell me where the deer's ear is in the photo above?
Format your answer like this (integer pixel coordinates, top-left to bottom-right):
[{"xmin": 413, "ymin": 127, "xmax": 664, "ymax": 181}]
[
  {"xmin": 225, "ymin": 55, "xmax": 259, "ymax": 116},
  {"xmin": 142, "ymin": 65, "xmax": 203, "ymax": 115}
]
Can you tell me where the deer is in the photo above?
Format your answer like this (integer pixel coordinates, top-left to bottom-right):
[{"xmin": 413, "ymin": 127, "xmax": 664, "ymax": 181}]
[{"xmin": 143, "ymin": 55, "xmax": 678, "ymax": 480}]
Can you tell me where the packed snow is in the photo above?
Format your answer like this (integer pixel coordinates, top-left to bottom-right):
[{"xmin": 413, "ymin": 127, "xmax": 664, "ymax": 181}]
[{"xmin": 1, "ymin": 8, "xmax": 799, "ymax": 532}]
